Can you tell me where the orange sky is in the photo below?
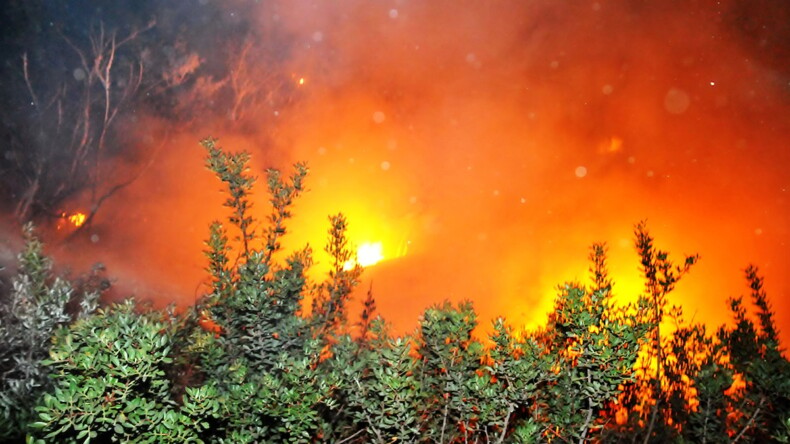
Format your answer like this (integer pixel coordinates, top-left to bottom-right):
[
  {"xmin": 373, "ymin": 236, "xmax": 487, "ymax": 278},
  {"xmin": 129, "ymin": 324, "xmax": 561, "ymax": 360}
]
[{"xmin": 50, "ymin": 0, "xmax": 789, "ymax": 343}]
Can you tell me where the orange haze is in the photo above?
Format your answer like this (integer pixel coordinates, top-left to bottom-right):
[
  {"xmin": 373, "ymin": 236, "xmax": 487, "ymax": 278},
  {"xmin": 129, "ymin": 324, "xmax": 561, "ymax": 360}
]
[{"xmin": 51, "ymin": 1, "xmax": 789, "ymax": 343}]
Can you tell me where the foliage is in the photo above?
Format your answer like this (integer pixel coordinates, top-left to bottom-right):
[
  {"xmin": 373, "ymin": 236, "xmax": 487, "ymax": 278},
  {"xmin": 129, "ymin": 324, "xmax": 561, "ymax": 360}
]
[
  {"xmin": 183, "ymin": 138, "xmax": 344, "ymax": 442},
  {"xmin": 612, "ymin": 222, "xmax": 699, "ymax": 443},
  {"xmin": 717, "ymin": 265, "xmax": 790, "ymax": 442},
  {"xmin": 538, "ymin": 245, "xmax": 648, "ymax": 442},
  {"xmin": 415, "ymin": 301, "xmax": 510, "ymax": 442},
  {"xmin": 0, "ymin": 223, "xmax": 98, "ymax": 440},
  {"xmin": 311, "ymin": 214, "xmax": 364, "ymax": 338},
  {"xmin": 337, "ymin": 319, "xmax": 423, "ymax": 443},
  {"xmin": 4, "ymin": 141, "xmax": 788, "ymax": 443},
  {"xmin": 27, "ymin": 300, "xmax": 218, "ymax": 443}
]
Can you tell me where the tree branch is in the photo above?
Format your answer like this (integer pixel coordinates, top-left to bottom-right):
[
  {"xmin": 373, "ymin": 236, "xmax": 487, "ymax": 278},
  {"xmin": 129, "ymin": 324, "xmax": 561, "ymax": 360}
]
[
  {"xmin": 496, "ymin": 403, "xmax": 514, "ymax": 444},
  {"xmin": 440, "ymin": 401, "xmax": 449, "ymax": 444},
  {"xmin": 21, "ymin": 53, "xmax": 40, "ymax": 114},
  {"xmin": 336, "ymin": 428, "xmax": 365, "ymax": 444},
  {"xmin": 730, "ymin": 396, "xmax": 765, "ymax": 444}
]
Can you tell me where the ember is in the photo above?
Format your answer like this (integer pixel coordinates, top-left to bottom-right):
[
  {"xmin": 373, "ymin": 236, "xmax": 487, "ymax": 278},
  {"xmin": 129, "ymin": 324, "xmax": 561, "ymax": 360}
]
[{"xmin": 57, "ymin": 211, "xmax": 87, "ymax": 230}]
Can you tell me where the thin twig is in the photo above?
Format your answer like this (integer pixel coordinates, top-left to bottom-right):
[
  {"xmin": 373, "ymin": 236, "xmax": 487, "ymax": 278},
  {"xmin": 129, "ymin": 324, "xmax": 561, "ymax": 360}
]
[
  {"xmin": 730, "ymin": 396, "xmax": 765, "ymax": 444},
  {"xmin": 440, "ymin": 401, "xmax": 449, "ymax": 444},
  {"xmin": 351, "ymin": 376, "xmax": 384, "ymax": 443},
  {"xmin": 336, "ymin": 428, "xmax": 365, "ymax": 444},
  {"xmin": 643, "ymin": 295, "xmax": 664, "ymax": 444},
  {"xmin": 21, "ymin": 53, "xmax": 40, "ymax": 114},
  {"xmin": 496, "ymin": 404, "xmax": 514, "ymax": 444}
]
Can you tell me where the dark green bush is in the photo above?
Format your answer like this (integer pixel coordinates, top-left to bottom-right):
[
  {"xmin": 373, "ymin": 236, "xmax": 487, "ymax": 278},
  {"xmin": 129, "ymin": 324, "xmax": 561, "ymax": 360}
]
[{"xmin": 28, "ymin": 300, "xmax": 218, "ymax": 443}]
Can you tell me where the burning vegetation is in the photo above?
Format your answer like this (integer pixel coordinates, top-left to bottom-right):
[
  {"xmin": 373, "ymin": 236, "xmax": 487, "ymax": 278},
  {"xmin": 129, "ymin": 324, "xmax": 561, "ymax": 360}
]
[
  {"xmin": 0, "ymin": 0, "xmax": 788, "ymax": 343},
  {"xmin": 56, "ymin": 211, "xmax": 86, "ymax": 231},
  {"xmin": 0, "ymin": 0, "xmax": 789, "ymax": 442},
  {"xmin": 1, "ymin": 140, "xmax": 788, "ymax": 442}
]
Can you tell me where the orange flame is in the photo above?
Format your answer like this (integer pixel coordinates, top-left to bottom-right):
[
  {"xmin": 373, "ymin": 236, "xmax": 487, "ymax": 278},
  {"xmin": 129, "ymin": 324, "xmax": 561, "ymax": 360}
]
[
  {"xmin": 68, "ymin": 212, "xmax": 87, "ymax": 227},
  {"xmin": 57, "ymin": 211, "xmax": 87, "ymax": 230}
]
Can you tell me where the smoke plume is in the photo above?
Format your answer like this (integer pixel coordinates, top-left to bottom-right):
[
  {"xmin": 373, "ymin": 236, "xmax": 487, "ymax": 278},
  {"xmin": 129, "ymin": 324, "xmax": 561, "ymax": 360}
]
[{"xmin": 3, "ymin": 0, "xmax": 788, "ymax": 341}]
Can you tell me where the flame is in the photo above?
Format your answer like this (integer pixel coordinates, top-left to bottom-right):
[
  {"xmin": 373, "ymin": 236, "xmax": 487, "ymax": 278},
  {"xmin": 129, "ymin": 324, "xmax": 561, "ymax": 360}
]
[
  {"xmin": 57, "ymin": 211, "xmax": 87, "ymax": 230},
  {"xmin": 723, "ymin": 372, "xmax": 746, "ymax": 397},
  {"xmin": 356, "ymin": 241, "xmax": 384, "ymax": 267},
  {"xmin": 68, "ymin": 212, "xmax": 87, "ymax": 227},
  {"xmin": 344, "ymin": 241, "xmax": 385, "ymax": 270},
  {"xmin": 198, "ymin": 309, "xmax": 222, "ymax": 337}
]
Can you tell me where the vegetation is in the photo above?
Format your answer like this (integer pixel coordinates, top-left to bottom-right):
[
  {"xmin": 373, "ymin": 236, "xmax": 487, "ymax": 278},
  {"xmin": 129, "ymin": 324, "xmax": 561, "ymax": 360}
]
[
  {"xmin": 1, "ymin": 139, "xmax": 788, "ymax": 442},
  {"xmin": 0, "ymin": 224, "xmax": 99, "ymax": 440}
]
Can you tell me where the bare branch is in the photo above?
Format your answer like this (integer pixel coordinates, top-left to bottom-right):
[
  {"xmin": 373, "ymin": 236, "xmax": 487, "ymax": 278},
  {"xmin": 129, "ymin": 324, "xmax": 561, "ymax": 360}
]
[
  {"xmin": 59, "ymin": 31, "xmax": 90, "ymax": 74},
  {"xmin": 21, "ymin": 53, "xmax": 40, "ymax": 114},
  {"xmin": 116, "ymin": 19, "xmax": 156, "ymax": 47},
  {"xmin": 65, "ymin": 126, "xmax": 169, "ymax": 242},
  {"xmin": 496, "ymin": 404, "xmax": 514, "ymax": 444},
  {"xmin": 730, "ymin": 396, "xmax": 765, "ymax": 444},
  {"xmin": 336, "ymin": 428, "xmax": 365, "ymax": 444}
]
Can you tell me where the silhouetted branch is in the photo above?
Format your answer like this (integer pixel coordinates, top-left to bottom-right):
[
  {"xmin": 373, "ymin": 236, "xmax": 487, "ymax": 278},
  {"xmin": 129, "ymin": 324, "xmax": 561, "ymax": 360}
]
[{"xmin": 730, "ymin": 396, "xmax": 765, "ymax": 444}]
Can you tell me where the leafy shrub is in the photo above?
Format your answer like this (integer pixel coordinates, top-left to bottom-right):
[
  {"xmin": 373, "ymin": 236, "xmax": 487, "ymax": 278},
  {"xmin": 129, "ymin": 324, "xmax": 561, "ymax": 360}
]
[
  {"xmin": 337, "ymin": 319, "xmax": 423, "ymax": 443},
  {"xmin": 178, "ymin": 138, "xmax": 353, "ymax": 442},
  {"xmin": 28, "ymin": 300, "xmax": 218, "ymax": 443},
  {"xmin": 0, "ymin": 224, "xmax": 98, "ymax": 440}
]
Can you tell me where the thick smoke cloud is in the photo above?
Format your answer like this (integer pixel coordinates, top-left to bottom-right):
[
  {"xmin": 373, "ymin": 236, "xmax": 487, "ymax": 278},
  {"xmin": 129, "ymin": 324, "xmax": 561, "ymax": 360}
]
[
  {"xmin": 256, "ymin": 0, "xmax": 789, "ymax": 337},
  {"xmin": 3, "ymin": 0, "xmax": 787, "ymax": 342}
]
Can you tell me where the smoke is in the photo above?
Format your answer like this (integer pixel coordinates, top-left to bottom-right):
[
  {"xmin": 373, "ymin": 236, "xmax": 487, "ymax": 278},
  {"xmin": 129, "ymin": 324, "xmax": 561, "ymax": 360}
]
[
  {"xmin": 253, "ymin": 0, "xmax": 789, "ymax": 337},
  {"xmin": 4, "ymin": 0, "xmax": 787, "ymax": 341}
]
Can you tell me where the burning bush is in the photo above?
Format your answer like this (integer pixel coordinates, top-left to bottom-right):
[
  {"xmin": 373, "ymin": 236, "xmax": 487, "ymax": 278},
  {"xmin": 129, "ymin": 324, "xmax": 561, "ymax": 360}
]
[{"xmin": 8, "ymin": 139, "xmax": 789, "ymax": 443}]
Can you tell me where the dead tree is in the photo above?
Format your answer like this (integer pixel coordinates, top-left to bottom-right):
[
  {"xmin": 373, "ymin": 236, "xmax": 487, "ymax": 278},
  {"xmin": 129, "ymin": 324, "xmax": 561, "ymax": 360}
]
[
  {"xmin": 9, "ymin": 20, "xmax": 154, "ymax": 226},
  {"xmin": 226, "ymin": 36, "xmax": 292, "ymax": 127}
]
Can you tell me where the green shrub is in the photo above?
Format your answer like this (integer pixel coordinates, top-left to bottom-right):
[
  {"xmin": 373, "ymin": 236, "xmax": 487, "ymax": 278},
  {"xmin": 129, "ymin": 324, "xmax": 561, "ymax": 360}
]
[
  {"xmin": 0, "ymin": 224, "xmax": 98, "ymax": 440},
  {"xmin": 28, "ymin": 300, "xmax": 218, "ymax": 443},
  {"xmin": 337, "ymin": 319, "xmax": 423, "ymax": 443},
  {"xmin": 179, "ymin": 138, "xmax": 352, "ymax": 442}
]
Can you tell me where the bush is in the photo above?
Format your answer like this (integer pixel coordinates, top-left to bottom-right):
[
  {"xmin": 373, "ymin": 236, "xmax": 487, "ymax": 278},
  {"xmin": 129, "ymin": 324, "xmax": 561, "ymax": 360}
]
[
  {"xmin": 8, "ymin": 138, "xmax": 788, "ymax": 443},
  {"xmin": 27, "ymin": 300, "xmax": 219, "ymax": 443},
  {"xmin": 0, "ymin": 224, "xmax": 98, "ymax": 440}
]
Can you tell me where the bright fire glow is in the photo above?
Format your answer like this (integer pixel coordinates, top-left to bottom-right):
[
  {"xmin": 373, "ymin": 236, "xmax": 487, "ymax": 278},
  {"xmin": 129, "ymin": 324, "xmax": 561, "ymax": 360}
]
[
  {"xmin": 68, "ymin": 212, "xmax": 87, "ymax": 227},
  {"xmin": 58, "ymin": 211, "xmax": 87, "ymax": 230},
  {"xmin": 344, "ymin": 241, "xmax": 384, "ymax": 270},
  {"xmin": 357, "ymin": 242, "xmax": 384, "ymax": 266}
]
